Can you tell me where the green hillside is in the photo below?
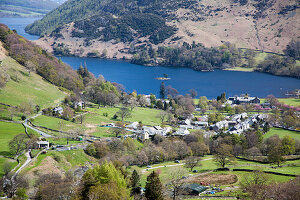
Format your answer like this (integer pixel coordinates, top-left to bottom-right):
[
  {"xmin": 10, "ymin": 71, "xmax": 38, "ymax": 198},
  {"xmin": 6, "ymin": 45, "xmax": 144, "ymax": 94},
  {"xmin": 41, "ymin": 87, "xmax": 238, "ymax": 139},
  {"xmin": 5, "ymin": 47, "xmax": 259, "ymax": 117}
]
[{"xmin": 0, "ymin": 56, "xmax": 65, "ymax": 108}]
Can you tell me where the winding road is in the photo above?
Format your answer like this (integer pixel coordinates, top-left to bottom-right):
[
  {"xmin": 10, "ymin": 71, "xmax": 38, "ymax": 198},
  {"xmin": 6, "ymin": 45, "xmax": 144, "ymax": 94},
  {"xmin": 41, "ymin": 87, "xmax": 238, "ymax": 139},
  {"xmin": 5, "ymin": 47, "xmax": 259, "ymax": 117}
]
[
  {"xmin": 23, "ymin": 118, "xmax": 53, "ymax": 138},
  {"xmin": 142, "ymin": 157, "xmax": 214, "ymax": 173}
]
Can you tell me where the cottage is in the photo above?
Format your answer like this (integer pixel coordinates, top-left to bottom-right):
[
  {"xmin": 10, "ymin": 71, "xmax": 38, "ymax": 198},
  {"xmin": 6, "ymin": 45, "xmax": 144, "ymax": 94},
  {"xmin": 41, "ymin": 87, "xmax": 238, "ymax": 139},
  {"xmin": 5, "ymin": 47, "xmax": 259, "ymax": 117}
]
[
  {"xmin": 53, "ymin": 107, "xmax": 63, "ymax": 115},
  {"xmin": 36, "ymin": 141, "xmax": 49, "ymax": 149},
  {"xmin": 193, "ymin": 121, "xmax": 209, "ymax": 127},
  {"xmin": 228, "ymin": 96, "xmax": 260, "ymax": 105},
  {"xmin": 211, "ymin": 120, "xmax": 228, "ymax": 131},
  {"xmin": 74, "ymin": 101, "xmax": 85, "ymax": 109},
  {"xmin": 175, "ymin": 128, "xmax": 190, "ymax": 136}
]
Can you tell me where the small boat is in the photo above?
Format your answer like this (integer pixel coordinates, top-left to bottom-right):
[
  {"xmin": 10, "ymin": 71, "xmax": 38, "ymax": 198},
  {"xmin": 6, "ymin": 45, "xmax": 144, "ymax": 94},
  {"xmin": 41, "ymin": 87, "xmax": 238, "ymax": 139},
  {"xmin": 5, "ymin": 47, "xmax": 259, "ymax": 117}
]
[
  {"xmin": 201, "ymin": 69, "xmax": 214, "ymax": 72},
  {"xmin": 155, "ymin": 77, "xmax": 171, "ymax": 80}
]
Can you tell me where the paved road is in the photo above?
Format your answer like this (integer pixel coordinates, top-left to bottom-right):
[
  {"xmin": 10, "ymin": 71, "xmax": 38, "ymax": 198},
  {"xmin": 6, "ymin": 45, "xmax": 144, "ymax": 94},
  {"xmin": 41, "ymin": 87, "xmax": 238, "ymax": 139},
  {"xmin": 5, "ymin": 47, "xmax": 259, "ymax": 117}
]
[
  {"xmin": 24, "ymin": 119, "xmax": 53, "ymax": 138},
  {"xmin": 142, "ymin": 157, "xmax": 213, "ymax": 173},
  {"xmin": 12, "ymin": 151, "xmax": 31, "ymax": 181}
]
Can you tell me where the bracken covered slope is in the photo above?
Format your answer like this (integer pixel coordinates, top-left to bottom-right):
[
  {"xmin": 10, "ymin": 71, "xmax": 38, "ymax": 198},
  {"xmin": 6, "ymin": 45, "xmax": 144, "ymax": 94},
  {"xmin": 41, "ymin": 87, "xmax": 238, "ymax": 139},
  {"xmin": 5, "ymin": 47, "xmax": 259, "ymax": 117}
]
[{"xmin": 27, "ymin": 0, "xmax": 299, "ymax": 58}]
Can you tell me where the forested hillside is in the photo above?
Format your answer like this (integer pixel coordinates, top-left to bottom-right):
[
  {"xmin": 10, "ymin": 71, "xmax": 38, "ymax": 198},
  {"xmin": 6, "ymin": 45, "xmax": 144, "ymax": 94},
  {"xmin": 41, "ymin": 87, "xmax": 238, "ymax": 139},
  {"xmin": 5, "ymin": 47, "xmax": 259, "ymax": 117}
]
[
  {"xmin": 24, "ymin": 0, "xmax": 300, "ymax": 78},
  {"xmin": 27, "ymin": 0, "xmax": 299, "ymax": 52}
]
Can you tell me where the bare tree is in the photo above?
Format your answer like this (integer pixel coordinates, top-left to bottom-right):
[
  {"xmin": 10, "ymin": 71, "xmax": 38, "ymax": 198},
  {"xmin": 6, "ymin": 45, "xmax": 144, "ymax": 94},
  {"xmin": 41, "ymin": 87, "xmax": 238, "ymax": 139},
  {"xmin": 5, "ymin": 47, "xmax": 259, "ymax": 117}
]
[
  {"xmin": 184, "ymin": 156, "xmax": 202, "ymax": 171},
  {"xmin": 7, "ymin": 106, "xmax": 16, "ymax": 121},
  {"xmin": 116, "ymin": 107, "xmax": 131, "ymax": 121},
  {"xmin": 167, "ymin": 167, "xmax": 188, "ymax": 200},
  {"xmin": 157, "ymin": 111, "xmax": 168, "ymax": 123},
  {"xmin": 24, "ymin": 61, "xmax": 36, "ymax": 76}
]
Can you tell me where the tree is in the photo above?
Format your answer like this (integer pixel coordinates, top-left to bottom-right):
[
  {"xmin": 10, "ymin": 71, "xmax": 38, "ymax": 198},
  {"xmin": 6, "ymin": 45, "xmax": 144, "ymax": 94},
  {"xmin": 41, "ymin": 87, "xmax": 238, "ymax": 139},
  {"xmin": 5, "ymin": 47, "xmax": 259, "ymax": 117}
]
[
  {"xmin": 156, "ymin": 100, "xmax": 164, "ymax": 110},
  {"xmin": 246, "ymin": 147, "xmax": 262, "ymax": 160},
  {"xmin": 78, "ymin": 162, "xmax": 130, "ymax": 200},
  {"xmin": 189, "ymin": 89, "xmax": 197, "ymax": 99},
  {"xmin": 198, "ymin": 96, "xmax": 208, "ymax": 115},
  {"xmin": 24, "ymin": 60, "xmax": 36, "ymax": 76},
  {"xmin": 266, "ymin": 135, "xmax": 285, "ymax": 166},
  {"xmin": 145, "ymin": 171, "xmax": 164, "ymax": 200},
  {"xmin": 184, "ymin": 156, "xmax": 202, "ymax": 171},
  {"xmin": 268, "ymin": 146, "xmax": 285, "ymax": 167},
  {"xmin": 167, "ymin": 167, "xmax": 187, "ymax": 200},
  {"xmin": 110, "ymin": 125, "xmax": 125, "ymax": 138},
  {"xmin": 159, "ymin": 82, "xmax": 166, "ymax": 99},
  {"xmin": 9, "ymin": 134, "xmax": 28, "ymax": 155},
  {"xmin": 62, "ymin": 106, "xmax": 74, "ymax": 120},
  {"xmin": 190, "ymin": 142, "xmax": 209, "ymax": 156},
  {"xmin": 263, "ymin": 122, "xmax": 270, "ymax": 133},
  {"xmin": 284, "ymin": 40, "xmax": 300, "ymax": 59},
  {"xmin": 213, "ymin": 144, "xmax": 235, "ymax": 168},
  {"xmin": 281, "ymin": 135, "xmax": 295, "ymax": 155},
  {"xmin": 78, "ymin": 113, "xmax": 85, "ymax": 124},
  {"xmin": 166, "ymin": 85, "xmax": 178, "ymax": 98},
  {"xmin": 116, "ymin": 107, "xmax": 131, "ymax": 121},
  {"xmin": 240, "ymin": 169, "xmax": 271, "ymax": 200},
  {"xmin": 157, "ymin": 111, "xmax": 168, "ymax": 123},
  {"xmin": 3, "ymin": 160, "xmax": 12, "ymax": 175},
  {"xmin": 35, "ymin": 173, "xmax": 74, "ymax": 200},
  {"xmin": 129, "ymin": 97, "xmax": 138, "ymax": 111},
  {"xmin": 130, "ymin": 169, "xmax": 141, "ymax": 196},
  {"xmin": 7, "ymin": 106, "xmax": 16, "ymax": 121}
]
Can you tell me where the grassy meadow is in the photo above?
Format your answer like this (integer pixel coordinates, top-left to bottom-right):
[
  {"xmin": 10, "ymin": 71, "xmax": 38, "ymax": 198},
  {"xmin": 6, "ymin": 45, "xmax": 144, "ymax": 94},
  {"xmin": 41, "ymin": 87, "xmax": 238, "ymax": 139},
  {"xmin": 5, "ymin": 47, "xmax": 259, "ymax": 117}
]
[
  {"xmin": 264, "ymin": 128, "xmax": 300, "ymax": 140},
  {"xmin": 0, "ymin": 57, "xmax": 65, "ymax": 108}
]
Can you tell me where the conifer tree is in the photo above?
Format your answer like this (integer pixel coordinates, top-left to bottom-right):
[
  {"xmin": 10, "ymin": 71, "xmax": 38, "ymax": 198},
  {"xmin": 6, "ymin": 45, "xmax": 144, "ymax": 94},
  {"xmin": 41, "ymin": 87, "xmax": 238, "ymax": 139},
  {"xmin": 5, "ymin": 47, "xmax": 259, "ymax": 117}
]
[
  {"xmin": 145, "ymin": 171, "xmax": 164, "ymax": 200},
  {"xmin": 130, "ymin": 169, "xmax": 141, "ymax": 195}
]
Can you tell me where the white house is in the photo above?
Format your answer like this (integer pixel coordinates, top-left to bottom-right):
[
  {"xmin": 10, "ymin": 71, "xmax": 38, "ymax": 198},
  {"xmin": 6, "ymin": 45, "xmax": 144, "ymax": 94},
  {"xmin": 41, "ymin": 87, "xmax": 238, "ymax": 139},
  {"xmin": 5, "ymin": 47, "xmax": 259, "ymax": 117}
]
[
  {"xmin": 126, "ymin": 122, "xmax": 139, "ymax": 130},
  {"xmin": 212, "ymin": 120, "xmax": 229, "ymax": 131},
  {"xmin": 53, "ymin": 107, "xmax": 63, "ymax": 115},
  {"xmin": 140, "ymin": 132, "xmax": 149, "ymax": 140},
  {"xmin": 174, "ymin": 128, "xmax": 190, "ymax": 136},
  {"xmin": 36, "ymin": 141, "xmax": 49, "ymax": 149}
]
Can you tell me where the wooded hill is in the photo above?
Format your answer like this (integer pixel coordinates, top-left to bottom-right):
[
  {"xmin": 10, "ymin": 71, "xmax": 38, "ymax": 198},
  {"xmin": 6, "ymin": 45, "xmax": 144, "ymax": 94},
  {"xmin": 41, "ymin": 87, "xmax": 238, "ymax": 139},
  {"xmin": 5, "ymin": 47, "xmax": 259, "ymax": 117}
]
[{"xmin": 27, "ymin": 0, "xmax": 299, "ymax": 53}]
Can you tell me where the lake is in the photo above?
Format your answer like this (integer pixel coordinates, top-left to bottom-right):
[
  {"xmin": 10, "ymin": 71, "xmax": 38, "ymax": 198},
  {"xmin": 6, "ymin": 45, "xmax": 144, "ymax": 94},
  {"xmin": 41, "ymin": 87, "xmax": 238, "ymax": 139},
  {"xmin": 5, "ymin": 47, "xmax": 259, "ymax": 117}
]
[{"xmin": 1, "ymin": 17, "xmax": 300, "ymax": 99}]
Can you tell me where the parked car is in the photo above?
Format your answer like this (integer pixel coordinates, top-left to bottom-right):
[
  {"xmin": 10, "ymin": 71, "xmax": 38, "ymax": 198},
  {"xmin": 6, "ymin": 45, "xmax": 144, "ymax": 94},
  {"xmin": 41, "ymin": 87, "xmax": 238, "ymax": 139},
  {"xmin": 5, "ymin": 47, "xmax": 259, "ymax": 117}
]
[
  {"xmin": 147, "ymin": 165, "xmax": 152, "ymax": 168},
  {"xmin": 175, "ymin": 160, "xmax": 180, "ymax": 163}
]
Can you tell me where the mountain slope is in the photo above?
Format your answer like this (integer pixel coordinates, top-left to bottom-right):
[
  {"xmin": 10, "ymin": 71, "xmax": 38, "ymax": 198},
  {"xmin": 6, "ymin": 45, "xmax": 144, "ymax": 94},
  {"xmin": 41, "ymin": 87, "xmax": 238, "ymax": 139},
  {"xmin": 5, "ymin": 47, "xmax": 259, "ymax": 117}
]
[
  {"xmin": 0, "ymin": 23, "xmax": 84, "ymax": 92},
  {"xmin": 0, "ymin": 55, "xmax": 65, "ymax": 107},
  {"xmin": 27, "ymin": 0, "xmax": 299, "ymax": 55}
]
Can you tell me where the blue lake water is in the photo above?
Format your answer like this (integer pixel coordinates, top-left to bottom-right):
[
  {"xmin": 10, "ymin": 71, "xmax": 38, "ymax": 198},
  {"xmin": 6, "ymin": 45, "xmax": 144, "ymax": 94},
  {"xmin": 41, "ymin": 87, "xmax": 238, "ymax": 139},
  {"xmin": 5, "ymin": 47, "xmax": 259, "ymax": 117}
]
[
  {"xmin": 0, "ymin": 17, "xmax": 41, "ymax": 40},
  {"xmin": 1, "ymin": 17, "xmax": 300, "ymax": 98}
]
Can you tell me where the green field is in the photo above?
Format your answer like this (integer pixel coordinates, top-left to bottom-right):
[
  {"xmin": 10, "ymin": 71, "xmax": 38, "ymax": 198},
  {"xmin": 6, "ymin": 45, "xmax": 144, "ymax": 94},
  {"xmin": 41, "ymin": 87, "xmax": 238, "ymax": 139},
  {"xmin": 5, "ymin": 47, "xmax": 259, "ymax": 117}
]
[
  {"xmin": 264, "ymin": 128, "xmax": 300, "ymax": 140},
  {"xmin": 33, "ymin": 115, "xmax": 82, "ymax": 132},
  {"xmin": 0, "ymin": 121, "xmax": 27, "ymax": 157},
  {"xmin": 85, "ymin": 106, "xmax": 162, "ymax": 126},
  {"xmin": 0, "ymin": 157, "xmax": 18, "ymax": 177},
  {"xmin": 0, "ymin": 57, "xmax": 65, "ymax": 108},
  {"xmin": 0, "ymin": 121, "xmax": 28, "ymax": 177},
  {"xmin": 133, "ymin": 156, "xmax": 299, "ymax": 188},
  {"xmin": 261, "ymin": 98, "xmax": 300, "ymax": 106}
]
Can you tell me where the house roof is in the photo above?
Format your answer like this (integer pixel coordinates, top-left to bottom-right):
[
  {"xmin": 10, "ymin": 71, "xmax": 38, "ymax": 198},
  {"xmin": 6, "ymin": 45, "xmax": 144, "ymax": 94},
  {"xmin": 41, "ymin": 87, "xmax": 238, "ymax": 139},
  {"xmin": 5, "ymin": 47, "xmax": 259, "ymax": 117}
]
[
  {"xmin": 185, "ymin": 184, "xmax": 207, "ymax": 193},
  {"xmin": 37, "ymin": 141, "xmax": 49, "ymax": 145}
]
